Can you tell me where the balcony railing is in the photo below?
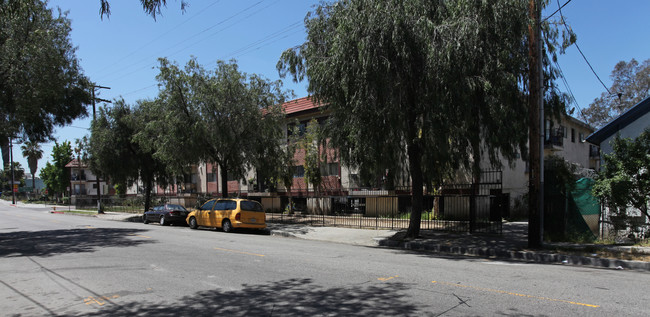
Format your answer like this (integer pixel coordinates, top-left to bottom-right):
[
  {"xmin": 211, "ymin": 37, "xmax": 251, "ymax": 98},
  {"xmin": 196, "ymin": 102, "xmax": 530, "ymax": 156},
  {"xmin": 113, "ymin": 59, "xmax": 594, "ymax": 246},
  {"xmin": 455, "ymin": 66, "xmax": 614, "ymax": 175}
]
[{"xmin": 544, "ymin": 128, "xmax": 564, "ymax": 149}]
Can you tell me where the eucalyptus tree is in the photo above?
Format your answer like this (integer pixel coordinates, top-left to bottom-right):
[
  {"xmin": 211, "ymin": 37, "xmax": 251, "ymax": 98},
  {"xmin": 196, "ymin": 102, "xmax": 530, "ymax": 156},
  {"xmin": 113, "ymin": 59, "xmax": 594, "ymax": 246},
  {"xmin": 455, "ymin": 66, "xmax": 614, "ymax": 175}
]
[
  {"xmin": 1, "ymin": 0, "xmax": 91, "ymax": 168},
  {"xmin": 143, "ymin": 58, "xmax": 290, "ymax": 198},
  {"xmin": 88, "ymin": 100, "xmax": 173, "ymax": 212},
  {"xmin": 20, "ymin": 141, "xmax": 43, "ymax": 191},
  {"xmin": 582, "ymin": 58, "xmax": 650, "ymax": 128},
  {"xmin": 99, "ymin": 0, "xmax": 187, "ymax": 19},
  {"xmin": 278, "ymin": 0, "xmax": 538, "ymax": 238}
]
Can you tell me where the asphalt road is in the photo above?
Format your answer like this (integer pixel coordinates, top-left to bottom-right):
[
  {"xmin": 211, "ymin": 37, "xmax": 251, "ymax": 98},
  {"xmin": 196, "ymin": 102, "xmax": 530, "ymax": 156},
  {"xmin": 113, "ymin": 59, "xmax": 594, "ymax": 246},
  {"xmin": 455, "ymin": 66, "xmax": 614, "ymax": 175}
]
[{"xmin": 1, "ymin": 201, "xmax": 649, "ymax": 316}]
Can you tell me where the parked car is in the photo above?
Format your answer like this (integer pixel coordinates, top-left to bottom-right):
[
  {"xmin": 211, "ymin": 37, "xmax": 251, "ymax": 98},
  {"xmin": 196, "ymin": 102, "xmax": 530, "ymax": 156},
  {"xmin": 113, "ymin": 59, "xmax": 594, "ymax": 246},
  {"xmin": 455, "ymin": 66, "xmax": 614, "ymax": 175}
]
[
  {"xmin": 143, "ymin": 204, "xmax": 189, "ymax": 226},
  {"xmin": 186, "ymin": 198, "xmax": 266, "ymax": 232}
]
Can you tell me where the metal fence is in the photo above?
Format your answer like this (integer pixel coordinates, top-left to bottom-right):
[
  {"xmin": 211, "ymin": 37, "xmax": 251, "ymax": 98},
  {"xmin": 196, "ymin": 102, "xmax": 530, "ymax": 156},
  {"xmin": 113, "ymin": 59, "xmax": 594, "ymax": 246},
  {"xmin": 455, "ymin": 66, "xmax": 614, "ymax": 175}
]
[
  {"xmin": 264, "ymin": 193, "xmax": 505, "ymax": 234},
  {"xmin": 72, "ymin": 195, "xmax": 200, "ymax": 213}
]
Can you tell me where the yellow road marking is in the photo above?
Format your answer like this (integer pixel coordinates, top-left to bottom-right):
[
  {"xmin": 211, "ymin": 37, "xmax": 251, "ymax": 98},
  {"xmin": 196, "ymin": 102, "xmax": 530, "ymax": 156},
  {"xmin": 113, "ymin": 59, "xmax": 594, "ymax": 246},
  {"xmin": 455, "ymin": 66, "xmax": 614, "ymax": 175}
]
[
  {"xmin": 83, "ymin": 295, "xmax": 119, "ymax": 307},
  {"xmin": 50, "ymin": 220, "xmax": 60, "ymax": 223},
  {"xmin": 378, "ymin": 275, "xmax": 399, "ymax": 281},
  {"xmin": 214, "ymin": 247, "xmax": 265, "ymax": 257},
  {"xmin": 128, "ymin": 234, "xmax": 151, "ymax": 239},
  {"xmin": 85, "ymin": 226, "xmax": 96, "ymax": 229},
  {"xmin": 431, "ymin": 281, "xmax": 599, "ymax": 308}
]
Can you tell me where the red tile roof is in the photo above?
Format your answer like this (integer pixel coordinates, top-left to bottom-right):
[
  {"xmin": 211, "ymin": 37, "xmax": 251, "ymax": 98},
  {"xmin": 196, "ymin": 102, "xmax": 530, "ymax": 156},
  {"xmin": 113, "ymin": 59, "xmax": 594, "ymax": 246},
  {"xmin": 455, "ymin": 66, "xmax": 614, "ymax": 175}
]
[
  {"xmin": 65, "ymin": 159, "xmax": 88, "ymax": 168},
  {"xmin": 281, "ymin": 96, "xmax": 322, "ymax": 115}
]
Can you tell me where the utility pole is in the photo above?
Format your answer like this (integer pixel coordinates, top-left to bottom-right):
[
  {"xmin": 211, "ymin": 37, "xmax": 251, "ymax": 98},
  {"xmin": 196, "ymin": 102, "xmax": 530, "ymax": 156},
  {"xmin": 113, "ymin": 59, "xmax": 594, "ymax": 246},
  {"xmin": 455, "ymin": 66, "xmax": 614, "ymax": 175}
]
[
  {"xmin": 92, "ymin": 85, "xmax": 111, "ymax": 214},
  {"xmin": 10, "ymin": 137, "xmax": 15, "ymax": 205},
  {"xmin": 528, "ymin": 0, "xmax": 544, "ymax": 248}
]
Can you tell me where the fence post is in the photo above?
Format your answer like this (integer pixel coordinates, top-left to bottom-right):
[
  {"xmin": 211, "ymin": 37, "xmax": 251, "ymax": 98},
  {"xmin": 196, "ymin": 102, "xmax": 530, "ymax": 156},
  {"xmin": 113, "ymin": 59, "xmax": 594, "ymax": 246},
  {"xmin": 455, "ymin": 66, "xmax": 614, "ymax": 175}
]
[{"xmin": 469, "ymin": 195, "xmax": 476, "ymax": 233}]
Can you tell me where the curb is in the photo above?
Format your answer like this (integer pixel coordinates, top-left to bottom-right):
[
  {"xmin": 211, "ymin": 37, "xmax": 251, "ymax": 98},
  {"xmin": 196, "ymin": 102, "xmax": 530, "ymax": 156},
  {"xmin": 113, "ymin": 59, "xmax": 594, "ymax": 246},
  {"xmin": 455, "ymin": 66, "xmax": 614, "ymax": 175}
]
[{"xmin": 378, "ymin": 239, "xmax": 650, "ymax": 271}]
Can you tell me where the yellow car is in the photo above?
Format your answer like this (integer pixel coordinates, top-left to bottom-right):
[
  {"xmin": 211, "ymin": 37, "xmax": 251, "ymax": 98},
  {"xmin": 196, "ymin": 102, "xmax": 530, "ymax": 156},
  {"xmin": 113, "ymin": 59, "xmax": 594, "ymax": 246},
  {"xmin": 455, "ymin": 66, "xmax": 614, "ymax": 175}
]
[{"xmin": 186, "ymin": 198, "xmax": 266, "ymax": 232}]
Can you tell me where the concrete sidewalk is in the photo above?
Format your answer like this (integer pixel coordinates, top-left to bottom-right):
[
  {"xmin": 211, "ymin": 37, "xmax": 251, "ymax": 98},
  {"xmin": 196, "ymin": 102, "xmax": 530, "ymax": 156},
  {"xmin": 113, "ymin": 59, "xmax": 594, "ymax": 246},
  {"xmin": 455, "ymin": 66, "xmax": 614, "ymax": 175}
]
[{"xmin": 37, "ymin": 207, "xmax": 650, "ymax": 271}]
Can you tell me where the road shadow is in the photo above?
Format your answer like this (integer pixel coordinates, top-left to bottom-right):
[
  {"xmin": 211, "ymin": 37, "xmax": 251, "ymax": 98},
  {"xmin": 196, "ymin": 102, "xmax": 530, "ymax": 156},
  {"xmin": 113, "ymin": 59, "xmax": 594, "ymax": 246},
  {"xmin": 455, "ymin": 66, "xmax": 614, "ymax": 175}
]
[
  {"xmin": 76, "ymin": 278, "xmax": 423, "ymax": 316},
  {"xmin": 0, "ymin": 228, "xmax": 154, "ymax": 258}
]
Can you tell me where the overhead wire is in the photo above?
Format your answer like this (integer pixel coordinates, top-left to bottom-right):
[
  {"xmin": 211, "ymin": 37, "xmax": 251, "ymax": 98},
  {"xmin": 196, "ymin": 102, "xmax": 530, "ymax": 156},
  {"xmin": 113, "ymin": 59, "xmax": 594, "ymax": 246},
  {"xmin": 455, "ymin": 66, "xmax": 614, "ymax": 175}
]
[
  {"xmin": 97, "ymin": 0, "xmax": 269, "ymax": 81},
  {"xmin": 543, "ymin": 0, "xmax": 572, "ymax": 22},
  {"xmin": 111, "ymin": 19, "xmax": 305, "ymax": 100},
  {"xmin": 556, "ymin": 0, "xmax": 612, "ymax": 96},
  {"xmin": 94, "ymin": 1, "xmax": 222, "ymax": 75}
]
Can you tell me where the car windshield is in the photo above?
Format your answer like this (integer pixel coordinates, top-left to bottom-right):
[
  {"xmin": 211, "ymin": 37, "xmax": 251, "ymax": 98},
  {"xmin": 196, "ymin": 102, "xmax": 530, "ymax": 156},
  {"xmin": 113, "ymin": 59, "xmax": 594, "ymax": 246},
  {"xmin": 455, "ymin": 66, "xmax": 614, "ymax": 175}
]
[
  {"xmin": 167, "ymin": 204, "xmax": 187, "ymax": 211},
  {"xmin": 240, "ymin": 201, "xmax": 263, "ymax": 212}
]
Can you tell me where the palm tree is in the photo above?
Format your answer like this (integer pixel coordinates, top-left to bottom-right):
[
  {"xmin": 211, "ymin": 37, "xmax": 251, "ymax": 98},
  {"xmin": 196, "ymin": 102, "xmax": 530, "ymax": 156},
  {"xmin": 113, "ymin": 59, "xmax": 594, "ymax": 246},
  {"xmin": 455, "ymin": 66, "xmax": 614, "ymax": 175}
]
[{"xmin": 21, "ymin": 141, "xmax": 43, "ymax": 193}]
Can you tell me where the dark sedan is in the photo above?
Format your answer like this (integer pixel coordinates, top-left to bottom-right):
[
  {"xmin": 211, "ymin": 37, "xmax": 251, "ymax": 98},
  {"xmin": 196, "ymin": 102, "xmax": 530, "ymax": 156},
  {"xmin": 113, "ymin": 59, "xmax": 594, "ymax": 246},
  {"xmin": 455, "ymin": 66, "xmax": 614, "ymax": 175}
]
[{"xmin": 143, "ymin": 204, "xmax": 189, "ymax": 226}]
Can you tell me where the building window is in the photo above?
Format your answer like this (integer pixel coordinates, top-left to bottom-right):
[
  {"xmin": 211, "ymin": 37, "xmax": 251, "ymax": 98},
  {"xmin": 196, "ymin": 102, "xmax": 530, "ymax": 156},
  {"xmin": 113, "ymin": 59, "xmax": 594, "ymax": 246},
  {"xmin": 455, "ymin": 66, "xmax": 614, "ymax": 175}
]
[
  {"xmin": 571, "ymin": 128, "xmax": 575, "ymax": 143},
  {"xmin": 561, "ymin": 125, "xmax": 567, "ymax": 138},
  {"xmin": 320, "ymin": 163, "xmax": 339, "ymax": 176},
  {"xmin": 293, "ymin": 166, "xmax": 305, "ymax": 178},
  {"xmin": 207, "ymin": 173, "xmax": 216, "ymax": 182},
  {"xmin": 287, "ymin": 122, "xmax": 307, "ymax": 137},
  {"xmin": 579, "ymin": 132, "xmax": 585, "ymax": 142}
]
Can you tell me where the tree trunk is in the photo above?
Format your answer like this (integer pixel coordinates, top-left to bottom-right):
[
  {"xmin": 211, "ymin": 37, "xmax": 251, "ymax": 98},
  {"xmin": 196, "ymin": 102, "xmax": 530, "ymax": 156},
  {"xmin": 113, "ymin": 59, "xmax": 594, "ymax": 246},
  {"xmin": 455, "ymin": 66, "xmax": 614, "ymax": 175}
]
[
  {"xmin": 220, "ymin": 164, "xmax": 229, "ymax": 198},
  {"xmin": 143, "ymin": 177, "xmax": 153, "ymax": 213},
  {"xmin": 405, "ymin": 141, "xmax": 423, "ymax": 239},
  {"xmin": 0, "ymin": 137, "xmax": 9, "ymax": 169}
]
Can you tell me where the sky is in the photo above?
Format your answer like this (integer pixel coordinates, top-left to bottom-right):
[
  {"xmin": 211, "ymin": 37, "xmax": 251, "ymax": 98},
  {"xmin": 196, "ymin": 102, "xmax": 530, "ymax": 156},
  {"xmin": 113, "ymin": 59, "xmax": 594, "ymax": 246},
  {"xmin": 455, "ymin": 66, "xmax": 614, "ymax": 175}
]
[{"xmin": 12, "ymin": 0, "xmax": 650, "ymax": 179}]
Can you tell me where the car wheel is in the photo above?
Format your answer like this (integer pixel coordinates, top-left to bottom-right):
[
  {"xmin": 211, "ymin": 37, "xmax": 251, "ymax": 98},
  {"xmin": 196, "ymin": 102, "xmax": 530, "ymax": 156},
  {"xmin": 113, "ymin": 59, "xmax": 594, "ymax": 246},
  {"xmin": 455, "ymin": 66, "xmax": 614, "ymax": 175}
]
[
  {"xmin": 189, "ymin": 217, "xmax": 198, "ymax": 229},
  {"xmin": 159, "ymin": 215, "xmax": 168, "ymax": 226},
  {"xmin": 222, "ymin": 219, "xmax": 233, "ymax": 233},
  {"xmin": 143, "ymin": 214, "xmax": 149, "ymax": 224}
]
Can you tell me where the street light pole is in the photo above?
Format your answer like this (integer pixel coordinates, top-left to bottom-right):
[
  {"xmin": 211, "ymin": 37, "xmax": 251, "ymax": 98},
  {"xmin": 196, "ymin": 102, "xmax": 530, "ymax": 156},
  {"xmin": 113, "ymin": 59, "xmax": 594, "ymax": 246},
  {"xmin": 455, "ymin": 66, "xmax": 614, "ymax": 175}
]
[{"xmin": 92, "ymin": 85, "xmax": 110, "ymax": 214}]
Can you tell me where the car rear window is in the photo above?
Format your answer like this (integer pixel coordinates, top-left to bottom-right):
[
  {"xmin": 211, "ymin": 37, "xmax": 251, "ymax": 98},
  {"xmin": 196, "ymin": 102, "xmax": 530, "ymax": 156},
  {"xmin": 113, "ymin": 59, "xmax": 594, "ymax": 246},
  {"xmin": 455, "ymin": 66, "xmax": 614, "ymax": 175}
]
[
  {"xmin": 240, "ymin": 201, "xmax": 263, "ymax": 212},
  {"xmin": 167, "ymin": 204, "xmax": 187, "ymax": 211}
]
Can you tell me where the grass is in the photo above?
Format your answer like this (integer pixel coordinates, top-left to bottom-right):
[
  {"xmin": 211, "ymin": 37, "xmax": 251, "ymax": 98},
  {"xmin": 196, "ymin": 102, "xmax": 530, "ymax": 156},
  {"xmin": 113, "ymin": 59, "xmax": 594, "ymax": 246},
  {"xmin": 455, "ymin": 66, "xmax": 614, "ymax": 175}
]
[{"xmin": 60, "ymin": 210, "xmax": 98, "ymax": 216}]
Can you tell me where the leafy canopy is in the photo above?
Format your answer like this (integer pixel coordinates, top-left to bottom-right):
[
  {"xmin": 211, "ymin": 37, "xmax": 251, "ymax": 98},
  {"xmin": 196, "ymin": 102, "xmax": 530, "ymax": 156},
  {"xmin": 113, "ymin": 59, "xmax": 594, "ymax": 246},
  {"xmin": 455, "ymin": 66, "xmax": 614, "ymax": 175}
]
[
  {"xmin": 139, "ymin": 58, "xmax": 291, "ymax": 197},
  {"xmin": 581, "ymin": 59, "xmax": 650, "ymax": 128},
  {"xmin": 87, "ymin": 99, "xmax": 172, "ymax": 211},
  {"xmin": 278, "ymin": 0, "xmax": 534, "ymax": 237},
  {"xmin": 99, "ymin": 0, "xmax": 188, "ymax": 20},
  {"xmin": 593, "ymin": 128, "xmax": 650, "ymax": 222},
  {"xmin": 39, "ymin": 141, "xmax": 73, "ymax": 196},
  {"xmin": 0, "ymin": 0, "xmax": 91, "ymax": 143}
]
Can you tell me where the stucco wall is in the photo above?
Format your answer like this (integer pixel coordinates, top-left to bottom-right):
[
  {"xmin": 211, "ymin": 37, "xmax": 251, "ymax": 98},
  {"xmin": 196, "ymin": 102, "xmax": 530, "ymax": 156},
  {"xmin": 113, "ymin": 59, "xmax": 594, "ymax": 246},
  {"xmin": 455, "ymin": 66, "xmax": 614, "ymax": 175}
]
[{"xmin": 600, "ymin": 110, "xmax": 650, "ymax": 157}]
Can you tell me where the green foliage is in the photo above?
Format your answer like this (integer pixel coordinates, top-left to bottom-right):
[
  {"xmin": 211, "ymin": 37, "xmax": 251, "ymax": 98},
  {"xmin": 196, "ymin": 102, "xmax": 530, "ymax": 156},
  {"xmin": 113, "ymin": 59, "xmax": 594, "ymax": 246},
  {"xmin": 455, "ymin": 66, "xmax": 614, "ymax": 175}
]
[
  {"xmin": 582, "ymin": 59, "xmax": 650, "ymax": 128},
  {"xmin": 143, "ymin": 58, "xmax": 291, "ymax": 198},
  {"xmin": 593, "ymin": 128, "xmax": 650, "ymax": 222},
  {"xmin": 0, "ymin": 162, "xmax": 25, "ymax": 190},
  {"xmin": 0, "ymin": 0, "xmax": 91, "ymax": 143},
  {"xmin": 99, "ymin": 0, "xmax": 188, "ymax": 20},
  {"xmin": 544, "ymin": 154, "xmax": 579, "ymax": 196},
  {"xmin": 278, "ymin": 0, "xmax": 543, "ymax": 237},
  {"xmin": 39, "ymin": 141, "xmax": 73, "ymax": 197},
  {"xmin": 301, "ymin": 119, "xmax": 324, "ymax": 192},
  {"xmin": 20, "ymin": 140, "xmax": 43, "ymax": 190},
  {"xmin": 88, "ymin": 99, "xmax": 173, "ymax": 211}
]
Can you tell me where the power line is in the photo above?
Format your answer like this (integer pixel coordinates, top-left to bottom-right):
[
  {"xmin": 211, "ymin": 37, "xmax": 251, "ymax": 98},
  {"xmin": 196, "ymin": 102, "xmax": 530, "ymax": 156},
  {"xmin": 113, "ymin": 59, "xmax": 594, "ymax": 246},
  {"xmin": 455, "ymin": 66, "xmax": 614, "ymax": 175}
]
[
  {"xmin": 94, "ymin": 1, "xmax": 222, "ymax": 75},
  {"xmin": 121, "ymin": 84, "xmax": 158, "ymax": 96},
  {"xmin": 97, "ymin": 0, "xmax": 268, "ymax": 81},
  {"xmin": 106, "ymin": 20, "xmax": 304, "ymax": 101},
  {"xmin": 554, "ymin": 59, "xmax": 587, "ymax": 120},
  {"xmin": 543, "ymin": 0, "xmax": 572, "ymax": 22},
  {"xmin": 556, "ymin": 0, "xmax": 612, "ymax": 96}
]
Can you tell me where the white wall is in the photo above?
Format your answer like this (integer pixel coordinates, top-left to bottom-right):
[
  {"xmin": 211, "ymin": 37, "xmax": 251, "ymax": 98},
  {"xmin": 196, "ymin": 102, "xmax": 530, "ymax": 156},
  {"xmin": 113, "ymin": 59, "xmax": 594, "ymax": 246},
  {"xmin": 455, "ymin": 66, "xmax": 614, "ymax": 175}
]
[{"xmin": 600, "ymin": 110, "xmax": 650, "ymax": 157}]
